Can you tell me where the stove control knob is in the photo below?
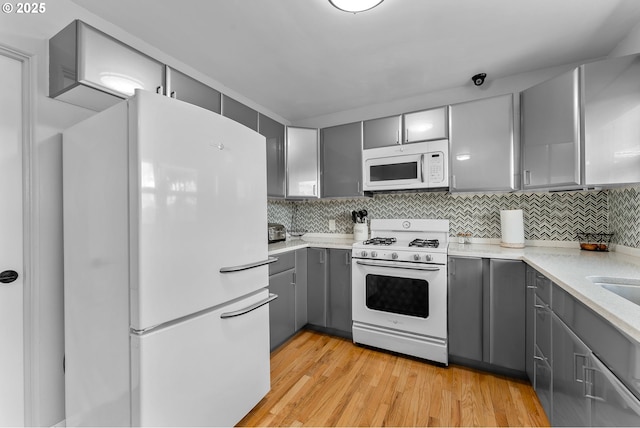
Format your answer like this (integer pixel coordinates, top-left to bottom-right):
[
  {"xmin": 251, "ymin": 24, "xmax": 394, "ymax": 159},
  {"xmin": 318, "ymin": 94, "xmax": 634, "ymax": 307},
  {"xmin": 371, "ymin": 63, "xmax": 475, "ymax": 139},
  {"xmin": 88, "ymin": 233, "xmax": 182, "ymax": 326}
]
[
  {"xmin": 371, "ymin": 251, "xmax": 378, "ymax": 258},
  {"xmin": 360, "ymin": 250, "xmax": 368, "ymax": 257},
  {"xmin": 391, "ymin": 252, "xmax": 398, "ymax": 260},
  {"xmin": 425, "ymin": 254, "xmax": 433, "ymax": 262},
  {"xmin": 413, "ymin": 254, "xmax": 421, "ymax": 261}
]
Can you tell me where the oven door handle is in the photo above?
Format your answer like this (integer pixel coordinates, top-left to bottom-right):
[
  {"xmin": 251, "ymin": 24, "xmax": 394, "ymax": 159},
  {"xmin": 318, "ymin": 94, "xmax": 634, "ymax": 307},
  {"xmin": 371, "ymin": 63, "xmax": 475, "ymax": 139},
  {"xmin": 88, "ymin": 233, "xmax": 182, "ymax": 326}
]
[{"xmin": 355, "ymin": 260, "xmax": 442, "ymax": 271}]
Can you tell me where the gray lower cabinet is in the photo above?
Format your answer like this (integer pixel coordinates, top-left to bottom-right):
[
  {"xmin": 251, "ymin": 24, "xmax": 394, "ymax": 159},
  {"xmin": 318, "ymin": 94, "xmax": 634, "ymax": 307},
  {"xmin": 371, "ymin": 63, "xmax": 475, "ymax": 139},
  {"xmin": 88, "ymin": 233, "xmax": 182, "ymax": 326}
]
[
  {"xmin": 447, "ymin": 257, "xmax": 525, "ymax": 372},
  {"xmin": 307, "ymin": 248, "xmax": 352, "ymax": 336},
  {"xmin": 268, "ymin": 249, "xmax": 308, "ymax": 351},
  {"xmin": 259, "ymin": 114, "xmax": 286, "ymax": 198},
  {"xmin": 525, "ymin": 265, "xmax": 536, "ymax": 382},
  {"xmin": 320, "ymin": 122, "xmax": 363, "ymax": 198},
  {"xmin": 166, "ymin": 67, "xmax": 221, "ymax": 113},
  {"xmin": 448, "ymin": 257, "xmax": 483, "ymax": 361},
  {"xmin": 527, "ymin": 267, "xmax": 640, "ymax": 426}
]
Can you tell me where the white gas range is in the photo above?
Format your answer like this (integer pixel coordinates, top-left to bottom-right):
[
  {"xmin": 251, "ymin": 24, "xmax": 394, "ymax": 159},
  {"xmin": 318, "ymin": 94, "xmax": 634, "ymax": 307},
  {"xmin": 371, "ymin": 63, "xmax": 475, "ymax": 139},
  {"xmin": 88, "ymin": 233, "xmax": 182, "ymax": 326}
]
[{"xmin": 351, "ymin": 219, "xmax": 449, "ymax": 365}]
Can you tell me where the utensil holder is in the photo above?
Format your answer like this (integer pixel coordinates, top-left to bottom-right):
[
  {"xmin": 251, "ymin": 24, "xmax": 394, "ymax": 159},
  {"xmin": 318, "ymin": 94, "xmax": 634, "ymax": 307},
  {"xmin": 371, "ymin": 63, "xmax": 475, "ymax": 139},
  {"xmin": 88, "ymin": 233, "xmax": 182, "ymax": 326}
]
[{"xmin": 354, "ymin": 223, "xmax": 368, "ymax": 242}]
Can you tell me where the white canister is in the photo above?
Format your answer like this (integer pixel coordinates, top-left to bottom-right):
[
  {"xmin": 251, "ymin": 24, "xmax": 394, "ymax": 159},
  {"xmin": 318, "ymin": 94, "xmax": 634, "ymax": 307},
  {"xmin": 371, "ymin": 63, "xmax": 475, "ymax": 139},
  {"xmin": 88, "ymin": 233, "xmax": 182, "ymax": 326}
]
[
  {"xmin": 500, "ymin": 209, "xmax": 525, "ymax": 248},
  {"xmin": 353, "ymin": 223, "xmax": 369, "ymax": 242}
]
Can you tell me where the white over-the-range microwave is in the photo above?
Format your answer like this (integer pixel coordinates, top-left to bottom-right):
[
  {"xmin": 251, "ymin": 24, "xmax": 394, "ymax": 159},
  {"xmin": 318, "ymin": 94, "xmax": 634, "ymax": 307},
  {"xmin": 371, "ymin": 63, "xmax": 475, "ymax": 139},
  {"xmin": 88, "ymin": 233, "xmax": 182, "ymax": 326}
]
[{"xmin": 362, "ymin": 140, "xmax": 449, "ymax": 192}]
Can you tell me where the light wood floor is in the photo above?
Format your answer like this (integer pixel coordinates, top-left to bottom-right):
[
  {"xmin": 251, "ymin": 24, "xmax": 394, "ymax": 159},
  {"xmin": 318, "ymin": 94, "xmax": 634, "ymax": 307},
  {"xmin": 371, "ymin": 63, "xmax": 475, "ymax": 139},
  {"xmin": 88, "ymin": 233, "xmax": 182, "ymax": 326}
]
[{"xmin": 238, "ymin": 330, "xmax": 550, "ymax": 427}]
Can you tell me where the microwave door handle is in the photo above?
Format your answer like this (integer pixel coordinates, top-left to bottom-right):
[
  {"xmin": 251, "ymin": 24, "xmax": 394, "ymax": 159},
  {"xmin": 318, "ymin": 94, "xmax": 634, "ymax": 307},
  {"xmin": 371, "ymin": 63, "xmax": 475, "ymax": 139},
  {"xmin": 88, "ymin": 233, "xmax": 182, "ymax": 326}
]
[{"xmin": 420, "ymin": 154, "xmax": 425, "ymax": 182}]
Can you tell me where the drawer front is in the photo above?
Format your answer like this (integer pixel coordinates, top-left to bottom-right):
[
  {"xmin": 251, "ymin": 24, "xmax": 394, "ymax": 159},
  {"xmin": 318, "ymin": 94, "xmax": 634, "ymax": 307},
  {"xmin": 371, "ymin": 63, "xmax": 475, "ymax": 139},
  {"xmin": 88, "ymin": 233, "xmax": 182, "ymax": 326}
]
[
  {"xmin": 269, "ymin": 251, "xmax": 295, "ymax": 276},
  {"xmin": 534, "ymin": 271, "xmax": 552, "ymax": 304}
]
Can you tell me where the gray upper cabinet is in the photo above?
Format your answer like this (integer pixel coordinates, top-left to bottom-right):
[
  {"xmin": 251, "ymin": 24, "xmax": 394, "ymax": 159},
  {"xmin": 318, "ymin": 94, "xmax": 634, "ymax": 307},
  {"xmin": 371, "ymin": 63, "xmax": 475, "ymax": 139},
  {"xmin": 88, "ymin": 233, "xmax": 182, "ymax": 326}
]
[
  {"xmin": 363, "ymin": 115, "xmax": 402, "ymax": 149},
  {"xmin": 321, "ymin": 122, "xmax": 364, "ymax": 198},
  {"xmin": 50, "ymin": 20, "xmax": 165, "ymax": 111},
  {"xmin": 166, "ymin": 67, "xmax": 221, "ymax": 114},
  {"xmin": 259, "ymin": 114, "xmax": 286, "ymax": 198},
  {"xmin": 286, "ymin": 127, "xmax": 320, "ymax": 199},
  {"xmin": 521, "ymin": 53, "xmax": 640, "ymax": 190},
  {"xmin": 449, "ymin": 94, "xmax": 519, "ymax": 192},
  {"xmin": 221, "ymin": 95, "xmax": 258, "ymax": 131},
  {"xmin": 521, "ymin": 68, "xmax": 580, "ymax": 189},
  {"xmin": 403, "ymin": 106, "xmax": 448, "ymax": 143}
]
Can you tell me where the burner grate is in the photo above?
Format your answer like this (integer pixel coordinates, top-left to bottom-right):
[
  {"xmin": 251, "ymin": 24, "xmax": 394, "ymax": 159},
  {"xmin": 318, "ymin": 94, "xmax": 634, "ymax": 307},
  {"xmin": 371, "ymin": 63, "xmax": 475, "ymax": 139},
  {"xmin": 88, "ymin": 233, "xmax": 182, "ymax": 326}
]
[
  {"xmin": 363, "ymin": 237, "xmax": 397, "ymax": 246},
  {"xmin": 408, "ymin": 239, "xmax": 440, "ymax": 248}
]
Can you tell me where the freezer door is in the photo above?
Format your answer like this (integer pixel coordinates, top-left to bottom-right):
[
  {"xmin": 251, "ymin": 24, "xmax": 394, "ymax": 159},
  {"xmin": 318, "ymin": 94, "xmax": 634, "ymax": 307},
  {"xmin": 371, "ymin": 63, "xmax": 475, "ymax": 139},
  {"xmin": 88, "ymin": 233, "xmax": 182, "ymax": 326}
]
[
  {"xmin": 129, "ymin": 91, "xmax": 269, "ymax": 330},
  {"xmin": 131, "ymin": 289, "xmax": 271, "ymax": 427}
]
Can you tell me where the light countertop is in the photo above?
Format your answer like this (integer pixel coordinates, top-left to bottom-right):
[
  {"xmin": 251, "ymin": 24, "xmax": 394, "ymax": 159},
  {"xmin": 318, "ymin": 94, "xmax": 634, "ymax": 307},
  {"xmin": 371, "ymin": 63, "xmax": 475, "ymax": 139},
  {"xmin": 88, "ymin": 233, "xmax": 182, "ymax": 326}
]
[{"xmin": 269, "ymin": 237, "xmax": 640, "ymax": 343}]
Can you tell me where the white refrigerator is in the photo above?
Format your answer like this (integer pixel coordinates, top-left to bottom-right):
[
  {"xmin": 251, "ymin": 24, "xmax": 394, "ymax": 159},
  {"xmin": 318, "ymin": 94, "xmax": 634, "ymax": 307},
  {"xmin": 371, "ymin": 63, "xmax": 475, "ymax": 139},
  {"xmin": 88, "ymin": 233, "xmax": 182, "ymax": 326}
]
[{"xmin": 63, "ymin": 90, "xmax": 275, "ymax": 426}]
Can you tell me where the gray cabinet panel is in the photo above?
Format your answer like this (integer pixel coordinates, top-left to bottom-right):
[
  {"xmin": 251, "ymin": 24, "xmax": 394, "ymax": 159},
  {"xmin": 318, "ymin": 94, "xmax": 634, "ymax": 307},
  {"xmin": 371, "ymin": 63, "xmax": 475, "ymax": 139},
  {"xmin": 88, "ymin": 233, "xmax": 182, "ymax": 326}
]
[
  {"xmin": 307, "ymin": 248, "xmax": 327, "ymax": 327},
  {"xmin": 535, "ymin": 295, "xmax": 552, "ymax": 361},
  {"xmin": 286, "ymin": 127, "xmax": 319, "ymax": 198},
  {"xmin": 403, "ymin": 106, "xmax": 447, "ymax": 143},
  {"xmin": 269, "ymin": 251, "xmax": 295, "ymax": 276},
  {"xmin": 521, "ymin": 68, "xmax": 581, "ymax": 188},
  {"xmin": 584, "ymin": 54, "xmax": 640, "ymax": 185},
  {"xmin": 487, "ymin": 260, "xmax": 525, "ymax": 371},
  {"xmin": 321, "ymin": 122, "xmax": 363, "ymax": 198},
  {"xmin": 552, "ymin": 314, "xmax": 590, "ymax": 427},
  {"xmin": 363, "ymin": 115, "xmax": 401, "ymax": 149},
  {"xmin": 525, "ymin": 266, "xmax": 536, "ymax": 383},
  {"xmin": 449, "ymin": 94, "xmax": 518, "ymax": 192},
  {"xmin": 589, "ymin": 352, "xmax": 640, "ymax": 426},
  {"xmin": 327, "ymin": 249, "xmax": 352, "ymax": 333},
  {"xmin": 534, "ymin": 345, "xmax": 554, "ymax": 422},
  {"xmin": 448, "ymin": 257, "xmax": 483, "ymax": 361},
  {"xmin": 221, "ymin": 95, "xmax": 258, "ymax": 131},
  {"xmin": 259, "ymin": 114, "xmax": 286, "ymax": 198},
  {"xmin": 167, "ymin": 68, "xmax": 221, "ymax": 114},
  {"xmin": 268, "ymin": 270, "xmax": 295, "ymax": 351},
  {"xmin": 295, "ymin": 249, "xmax": 308, "ymax": 330}
]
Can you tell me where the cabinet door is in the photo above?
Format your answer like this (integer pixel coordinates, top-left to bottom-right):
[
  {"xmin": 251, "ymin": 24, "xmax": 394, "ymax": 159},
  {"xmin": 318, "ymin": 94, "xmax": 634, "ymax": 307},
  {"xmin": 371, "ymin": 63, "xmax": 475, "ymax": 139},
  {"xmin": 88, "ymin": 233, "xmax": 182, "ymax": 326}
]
[
  {"xmin": 79, "ymin": 22, "xmax": 165, "ymax": 98},
  {"xmin": 268, "ymin": 270, "xmax": 296, "ymax": 351},
  {"xmin": 588, "ymin": 352, "xmax": 640, "ymax": 427},
  {"xmin": 535, "ymin": 295, "xmax": 552, "ymax": 362},
  {"xmin": 321, "ymin": 122, "xmax": 363, "ymax": 198},
  {"xmin": 403, "ymin": 106, "xmax": 447, "ymax": 143},
  {"xmin": 363, "ymin": 115, "xmax": 401, "ymax": 149},
  {"xmin": 521, "ymin": 68, "xmax": 581, "ymax": 189},
  {"xmin": 552, "ymin": 314, "xmax": 590, "ymax": 427},
  {"xmin": 259, "ymin": 114, "xmax": 286, "ymax": 198},
  {"xmin": 450, "ymin": 95, "xmax": 518, "ymax": 192},
  {"xmin": 167, "ymin": 68, "xmax": 221, "ymax": 114},
  {"xmin": 584, "ymin": 54, "xmax": 640, "ymax": 186},
  {"xmin": 534, "ymin": 345, "xmax": 554, "ymax": 423},
  {"xmin": 294, "ymin": 249, "xmax": 308, "ymax": 330},
  {"xmin": 307, "ymin": 248, "xmax": 327, "ymax": 327},
  {"xmin": 286, "ymin": 127, "xmax": 319, "ymax": 198},
  {"xmin": 221, "ymin": 95, "xmax": 258, "ymax": 131},
  {"xmin": 447, "ymin": 257, "xmax": 483, "ymax": 361},
  {"xmin": 487, "ymin": 260, "xmax": 525, "ymax": 371},
  {"xmin": 525, "ymin": 266, "xmax": 536, "ymax": 383},
  {"xmin": 327, "ymin": 249, "xmax": 352, "ymax": 333}
]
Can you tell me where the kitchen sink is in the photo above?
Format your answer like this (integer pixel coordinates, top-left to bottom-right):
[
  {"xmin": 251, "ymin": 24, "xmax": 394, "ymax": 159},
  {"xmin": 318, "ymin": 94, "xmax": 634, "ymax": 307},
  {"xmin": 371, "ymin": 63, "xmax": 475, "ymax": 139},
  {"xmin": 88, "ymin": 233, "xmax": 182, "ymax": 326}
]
[{"xmin": 588, "ymin": 276, "xmax": 640, "ymax": 306}]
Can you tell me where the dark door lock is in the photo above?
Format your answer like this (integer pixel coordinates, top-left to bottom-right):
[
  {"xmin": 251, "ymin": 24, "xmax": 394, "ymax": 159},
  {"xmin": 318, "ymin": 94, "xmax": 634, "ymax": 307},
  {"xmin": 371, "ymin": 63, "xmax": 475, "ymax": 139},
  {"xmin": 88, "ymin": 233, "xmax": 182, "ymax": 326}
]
[{"xmin": 0, "ymin": 270, "xmax": 19, "ymax": 284}]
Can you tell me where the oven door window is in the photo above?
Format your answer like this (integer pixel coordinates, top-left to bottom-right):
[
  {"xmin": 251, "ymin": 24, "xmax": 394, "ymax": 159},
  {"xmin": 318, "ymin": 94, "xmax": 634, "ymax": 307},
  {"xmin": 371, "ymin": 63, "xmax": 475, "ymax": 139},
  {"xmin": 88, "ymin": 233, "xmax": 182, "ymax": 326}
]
[
  {"xmin": 369, "ymin": 161, "xmax": 418, "ymax": 182},
  {"xmin": 365, "ymin": 274, "xmax": 429, "ymax": 318}
]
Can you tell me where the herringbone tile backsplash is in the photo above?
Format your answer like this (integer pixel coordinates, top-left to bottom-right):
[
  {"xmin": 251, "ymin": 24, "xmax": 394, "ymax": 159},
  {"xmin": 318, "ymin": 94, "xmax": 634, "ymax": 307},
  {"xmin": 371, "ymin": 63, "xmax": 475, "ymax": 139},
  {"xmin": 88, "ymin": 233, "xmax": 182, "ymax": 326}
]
[{"xmin": 268, "ymin": 186, "xmax": 640, "ymax": 248}]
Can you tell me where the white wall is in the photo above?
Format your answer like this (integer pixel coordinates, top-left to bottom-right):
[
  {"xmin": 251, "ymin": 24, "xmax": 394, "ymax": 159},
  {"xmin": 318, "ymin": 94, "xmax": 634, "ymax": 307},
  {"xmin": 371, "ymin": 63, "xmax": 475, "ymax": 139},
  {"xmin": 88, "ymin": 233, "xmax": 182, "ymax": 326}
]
[{"xmin": 609, "ymin": 20, "xmax": 640, "ymax": 57}]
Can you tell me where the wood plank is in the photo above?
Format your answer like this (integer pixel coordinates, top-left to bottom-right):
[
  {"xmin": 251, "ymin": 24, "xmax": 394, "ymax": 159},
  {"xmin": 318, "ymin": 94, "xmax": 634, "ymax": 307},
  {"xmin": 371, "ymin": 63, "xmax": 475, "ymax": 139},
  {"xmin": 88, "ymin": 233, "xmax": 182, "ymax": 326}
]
[{"xmin": 237, "ymin": 330, "xmax": 550, "ymax": 427}]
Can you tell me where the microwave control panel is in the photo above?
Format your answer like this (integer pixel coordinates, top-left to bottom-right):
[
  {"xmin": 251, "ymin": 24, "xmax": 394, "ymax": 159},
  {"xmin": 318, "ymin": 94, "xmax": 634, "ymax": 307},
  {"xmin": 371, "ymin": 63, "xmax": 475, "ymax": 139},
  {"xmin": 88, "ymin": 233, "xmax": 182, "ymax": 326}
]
[{"xmin": 428, "ymin": 152, "xmax": 445, "ymax": 184}]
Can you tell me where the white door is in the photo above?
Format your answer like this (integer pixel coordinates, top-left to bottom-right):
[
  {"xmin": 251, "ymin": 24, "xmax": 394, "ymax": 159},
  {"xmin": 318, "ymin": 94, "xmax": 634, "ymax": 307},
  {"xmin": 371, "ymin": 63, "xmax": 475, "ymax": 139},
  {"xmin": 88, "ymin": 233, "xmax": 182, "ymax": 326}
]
[{"xmin": 0, "ymin": 50, "xmax": 25, "ymax": 426}]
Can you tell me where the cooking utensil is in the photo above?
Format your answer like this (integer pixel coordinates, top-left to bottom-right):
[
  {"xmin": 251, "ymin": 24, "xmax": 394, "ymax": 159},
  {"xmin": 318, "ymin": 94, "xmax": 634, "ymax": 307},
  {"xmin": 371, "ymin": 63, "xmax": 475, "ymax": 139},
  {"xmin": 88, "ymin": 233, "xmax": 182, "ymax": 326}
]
[
  {"xmin": 359, "ymin": 210, "xmax": 368, "ymax": 223},
  {"xmin": 352, "ymin": 211, "xmax": 358, "ymax": 224}
]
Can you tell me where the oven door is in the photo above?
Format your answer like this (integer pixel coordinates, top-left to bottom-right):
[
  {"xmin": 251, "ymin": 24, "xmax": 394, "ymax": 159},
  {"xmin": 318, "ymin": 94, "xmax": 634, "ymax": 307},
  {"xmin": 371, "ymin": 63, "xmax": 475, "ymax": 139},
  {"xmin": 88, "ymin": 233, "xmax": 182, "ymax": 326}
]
[{"xmin": 352, "ymin": 258, "xmax": 447, "ymax": 339}]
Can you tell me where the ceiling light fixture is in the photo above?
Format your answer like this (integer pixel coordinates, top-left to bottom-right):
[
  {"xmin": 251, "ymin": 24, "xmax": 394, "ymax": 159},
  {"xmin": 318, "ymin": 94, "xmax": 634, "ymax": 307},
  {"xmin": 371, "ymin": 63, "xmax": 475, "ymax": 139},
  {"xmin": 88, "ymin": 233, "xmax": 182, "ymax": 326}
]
[{"xmin": 329, "ymin": 0, "xmax": 384, "ymax": 13}]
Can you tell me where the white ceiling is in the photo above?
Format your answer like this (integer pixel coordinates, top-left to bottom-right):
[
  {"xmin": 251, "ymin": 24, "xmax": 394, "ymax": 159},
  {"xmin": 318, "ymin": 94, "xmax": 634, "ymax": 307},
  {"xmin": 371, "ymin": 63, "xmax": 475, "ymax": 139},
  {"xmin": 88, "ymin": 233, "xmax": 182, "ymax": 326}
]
[{"xmin": 69, "ymin": 0, "xmax": 640, "ymax": 123}]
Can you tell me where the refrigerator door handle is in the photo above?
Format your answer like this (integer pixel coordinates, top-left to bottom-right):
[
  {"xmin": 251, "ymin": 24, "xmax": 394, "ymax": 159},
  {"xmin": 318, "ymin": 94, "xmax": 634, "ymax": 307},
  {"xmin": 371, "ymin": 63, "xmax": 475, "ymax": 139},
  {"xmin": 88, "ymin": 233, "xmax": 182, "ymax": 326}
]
[
  {"xmin": 220, "ymin": 293, "xmax": 278, "ymax": 319},
  {"xmin": 219, "ymin": 257, "xmax": 278, "ymax": 273}
]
